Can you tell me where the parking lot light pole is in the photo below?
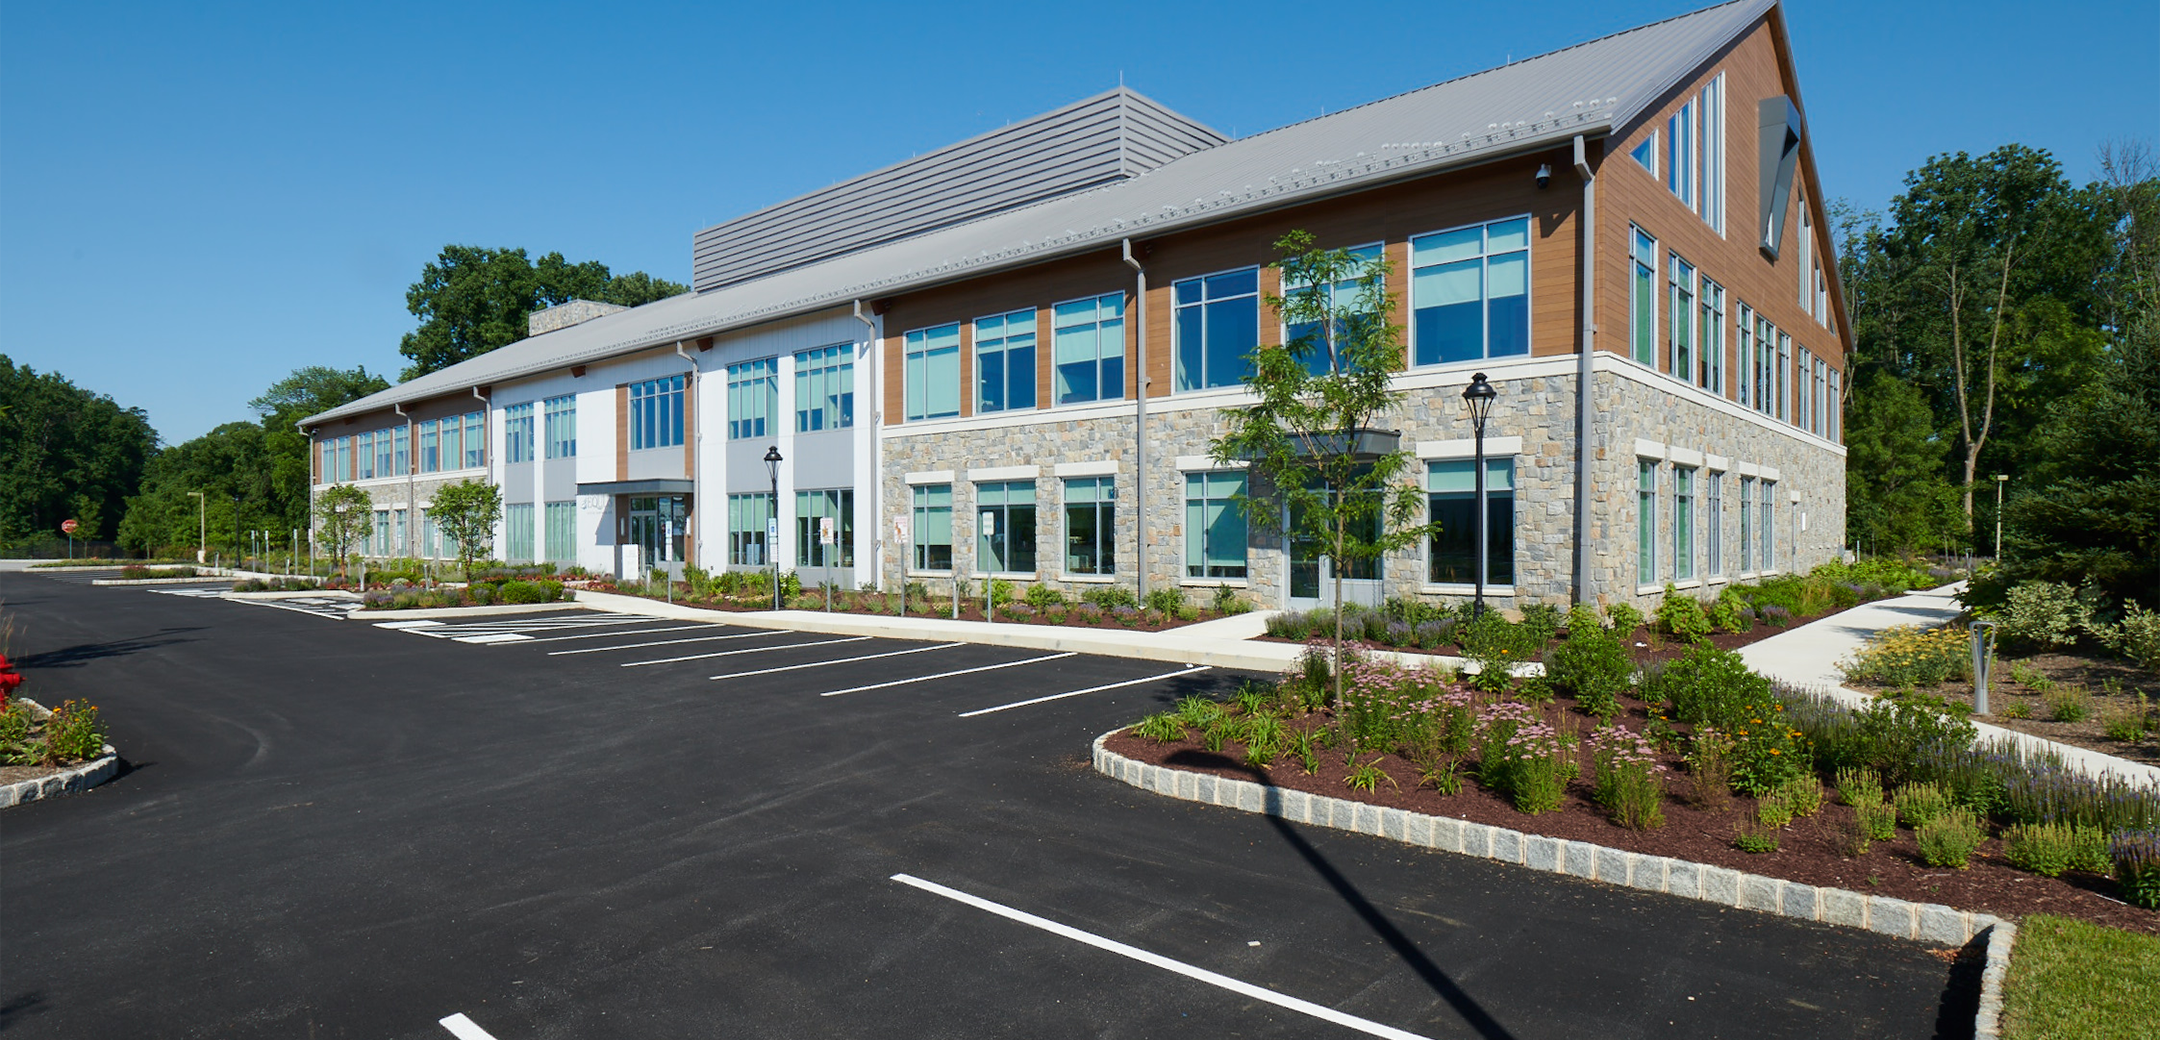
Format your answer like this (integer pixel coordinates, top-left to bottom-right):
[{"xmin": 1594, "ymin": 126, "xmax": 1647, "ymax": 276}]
[
  {"xmin": 1994, "ymin": 474, "xmax": 2008, "ymax": 560},
  {"xmin": 764, "ymin": 445, "xmax": 784, "ymax": 611},
  {"xmin": 1461, "ymin": 372, "xmax": 1498, "ymax": 620}
]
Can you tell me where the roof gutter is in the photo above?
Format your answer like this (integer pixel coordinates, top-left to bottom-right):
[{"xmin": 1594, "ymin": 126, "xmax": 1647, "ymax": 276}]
[{"xmin": 1572, "ymin": 134, "xmax": 1598, "ymax": 607}]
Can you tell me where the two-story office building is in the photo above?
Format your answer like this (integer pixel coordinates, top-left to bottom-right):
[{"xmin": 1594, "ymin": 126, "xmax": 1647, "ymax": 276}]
[{"xmin": 304, "ymin": 0, "xmax": 1847, "ymax": 611}]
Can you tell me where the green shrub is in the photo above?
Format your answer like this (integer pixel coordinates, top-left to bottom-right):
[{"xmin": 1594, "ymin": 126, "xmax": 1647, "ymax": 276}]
[
  {"xmin": 1916, "ymin": 809, "xmax": 1985, "ymax": 868},
  {"xmin": 987, "ymin": 578, "xmax": 1018, "ymax": 610},
  {"xmin": 1894, "ymin": 782, "xmax": 1955, "ymax": 828},
  {"xmin": 1857, "ymin": 800, "xmax": 1900, "ymax": 842},
  {"xmin": 1995, "ymin": 581, "xmax": 2092, "ymax": 649},
  {"xmin": 2099, "ymin": 601, "xmax": 2160, "ymax": 670},
  {"xmin": 1655, "ymin": 585, "xmax": 1713, "ymax": 642},
  {"xmin": 1083, "ymin": 585, "xmax": 1139, "ymax": 611},
  {"xmin": 2004, "ymin": 822, "xmax": 2077, "ymax": 877},
  {"xmin": 1545, "ymin": 623, "xmax": 1632, "ymax": 722},
  {"xmin": 0, "ymin": 702, "xmax": 39, "ymax": 765},
  {"xmin": 1144, "ymin": 588, "xmax": 1185, "ymax": 615},
  {"xmin": 1210, "ymin": 584, "xmax": 1250, "ymax": 615},
  {"xmin": 499, "ymin": 580, "xmax": 545, "ymax": 604},
  {"xmin": 1604, "ymin": 602, "xmax": 1645, "ymax": 636},
  {"xmin": 1733, "ymin": 819, "xmax": 1780, "ymax": 853},
  {"xmin": 1756, "ymin": 789, "xmax": 1795, "ymax": 827},
  {"xmin": 1590, "ymin": 725, "xmax": 1666, "ymax": 829},
  {"xmin": 1834, "ymin": 766, "xmax": 1884, "ymax": 807},
  {"xmin": 2104, "ymin": 706, "xmax": 2147, "ymax": 743},
  {"xmin": 1810, "ymin": 695, "xmax": 1977, "ymax": 789},
  {"xmin": 2112, "ymin": 832, "xmax": 2160, "ymax": 909},
  {"xmin": 1709, "ymin": 589, "xmax": 1753, "ymax": 633},
  {"xmin": 540, "ymin": 580, "xmax": 564, "ymax": 602},
  {"xmin": 2047, "ymin": 685, "xmax": 2093, "ymax": 723},
  {"xmin": 1783, "ymin": 774, "xmax": 1825, "ymax": 818},
  {"xmin": 1131, "ymin": 713, "xmax": 1186, "ymax": 743},
  {"xmin": 468, "ymin": 584, "xmax": 495, "ymax": 606},
  {"xmin": 1646, "ymin": 642, "xmax": 1769, "ymax": 731},
  {"xmin": 2072, "ymin": 825, "xmax": 2113, "ymax": 874},
  {"xmin": 1518, "ymin": 603, "xmax": 1563, "ymax": 646},
  {"xmin": 42, "ymin": 699, "xmax": 107, "ymax": 764},
  {"xmin": 1024, "ymin": 583, "xmax": 1066, "ymax": 610}
]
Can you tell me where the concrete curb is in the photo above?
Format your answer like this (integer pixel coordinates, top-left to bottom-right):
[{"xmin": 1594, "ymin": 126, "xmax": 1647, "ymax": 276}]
[
  {"xmin": 1975, "ymin": 920, "xmax": 2017, "ymax": 1039},
  {"xmin": 351, "ymin": 597, "xmax": 585, "ymax": 621},
  {"xmin": 1091, "ymin": 731, "xmax": 2011, "ymax": 952},
  {"xmin": 573, "ymin": 588, "xmax": 1471, "ymax": 674},
  {"xmin": 88, "ymin": 575, "xmax": 227, "ymax": 586},
  {"xmin": 0, "ymin": 744, "xmax": 119, "ymax": 809}
]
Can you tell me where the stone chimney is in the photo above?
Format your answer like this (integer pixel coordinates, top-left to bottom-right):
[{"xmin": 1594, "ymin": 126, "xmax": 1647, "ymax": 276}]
[{"xmin": 528, "ymin": 299, "xmax": 628, "ymax": 337}]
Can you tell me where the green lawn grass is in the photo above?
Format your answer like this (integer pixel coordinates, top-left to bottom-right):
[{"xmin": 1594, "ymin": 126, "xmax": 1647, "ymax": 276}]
[{"xmin": 2003, "ymin": 915, "xmax": 2160, "ymax": 1040}]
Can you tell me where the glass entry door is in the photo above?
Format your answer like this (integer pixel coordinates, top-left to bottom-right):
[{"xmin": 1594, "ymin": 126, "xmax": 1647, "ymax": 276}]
[
  {"xmin": 628, "ymin": 495, "xmax": 688, "ymax": 579},
  {"xmin": 1285, "ymin": 498, "xmax": 1382, "ymax": 611}
]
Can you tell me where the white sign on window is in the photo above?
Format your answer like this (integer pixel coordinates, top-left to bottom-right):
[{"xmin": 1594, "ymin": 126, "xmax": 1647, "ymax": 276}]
[
  {"xmin": 892, "ymin": 515, "xmax": 909, "ymax": 543},
  {"xmin": 819, "ymin": 517, "xmax": 835, "ymax": 545},
  {"xmin": 980, "ymin": 510, "xmax": 996, "ymax": 536}
]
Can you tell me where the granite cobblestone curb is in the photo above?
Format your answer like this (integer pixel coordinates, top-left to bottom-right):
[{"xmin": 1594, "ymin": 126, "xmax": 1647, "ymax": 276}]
[
  {"xmin": 0, "ymin": 743, "xmax": 120, "ymax": 809},
  {"xmin": 1095, "ymin": 732, "xmax": 2018, "ymax": 1039}
]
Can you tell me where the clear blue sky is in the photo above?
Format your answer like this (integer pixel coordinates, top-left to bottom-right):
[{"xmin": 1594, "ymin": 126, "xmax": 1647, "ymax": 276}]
[{"xmin": 3, "ymin": 0, "xmax": 2153, "ymax": 444}]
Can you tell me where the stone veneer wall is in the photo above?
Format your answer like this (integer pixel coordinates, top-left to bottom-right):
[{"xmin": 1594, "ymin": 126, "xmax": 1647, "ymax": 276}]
[
  {"xmin": 327, "ymin": 471, "xmax": 485, "ymax": 559},
  {"xmin": 874, "ymin": 360, "xmax": 1847, "ymax": 612}
]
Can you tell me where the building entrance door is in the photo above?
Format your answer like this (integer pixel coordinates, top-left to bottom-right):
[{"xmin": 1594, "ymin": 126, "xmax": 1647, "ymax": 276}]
[
  {"xmin": 1284, "ymin": 499, "xmax": 1382, "ymax": 611},
  {"xmin": 627, "ymin": 495, "xmax": 688, "ymax": 580}
]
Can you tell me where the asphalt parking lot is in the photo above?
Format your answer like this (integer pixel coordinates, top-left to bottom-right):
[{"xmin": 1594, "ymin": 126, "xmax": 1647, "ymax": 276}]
[{"xmin": 0, "ymin": 572, "xmax": 1966, "ymax": 1039}]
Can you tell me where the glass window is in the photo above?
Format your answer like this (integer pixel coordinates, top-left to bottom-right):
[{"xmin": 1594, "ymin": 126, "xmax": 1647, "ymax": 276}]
[
  {"xmin": 1667, "ymin": 98, "xmax": 1695, "ymax": 209},
  {"xmin": 439, "ymin": 418, "xmax": 460, "ymax": 472},
  {"xmin": 1172, "ymin": 267, "xmax": 1260, "ymax": 392},
  {"xmin": 504, "ymin": 502, "xmax": 535, "ymax": 563},
  {"xmin": 794, "ymin": 489, "xmax": 855, "ymax": 568},
  {"xmin": 1674, "ymin": 465, "xmax": 1695, "ymax": 582},
  {"xmin": 1738, "ymin": 475, "xmax": 1755, "ymax": 572},
  {"xmin": 1669, "ymin": 255, "xmax": 1695, "ymax": 383},
  {"xmin": 1183, "ymin": 471, "xmax": 1248, "ymax": 579},
  {"xmin": 1816, "ymin": 266, "xmax": 1829, "ymax": 327},
  {"xmin": 391, "ymin": 426, "xmax": 408, "ymax": 476},
  {"xmin": 335, "ymin": 437, "xmax": 352, "ymax": 482},
  {"xmin": 420, "ymin": 509, "xmax": 438, "ymax": 559},
  {"xmin": 1761, "ymin": 480, "xmax": 1777, "ymax": 571},
  {"xmin": 544, "ymin": 395, "xmax": 576, "ymax": 458},
  {"xmin": 911, "ymin": 484, "xmax": 952, "ymax": 571},
  {"xmin": 974, "ymin": 309, "xmax": 1037, "ymax": 414},
  {"xmin": 975, "ymin": 480, "xmax": 1037, "ymax": 575},
  {"xmin": 1638, "ymin": 460, "xmax": 1658, "ymax": 585},
  {"xmin": 1829, "ymin": 369, "xmax": 1843, "ymax": 442},
  {"xmin": 376, "ymin": 429, "xmax": 395, "ymax": 477},
  {"xmin": 1053, "ymin": 294, "xmax": 1124, "ymax": 405},
  {"xmin": 1063, "ymin": 476, "xmax": 1115, "ymax": 576},
  {"xmin": 462, "ymin": 412, "xmax": 483, "ymax": 469},
  {"xmin": 794, "ymin": 344, "xmax": 853, "ymax": 432},
  {"xmin": 1754, "ymin": 312, "xmax": 1778, "ymax": 416},
  {"xmin": 1699, "ymin": 75, "xmax": 1724, "ymax": 231},
  {"xmin": 544, "ymin": 501, "xmax": 576, "ymax": 564},
  {"xmin": 1800, "ymin": 203, "xmax": 1814, "ymax": 316},
  {"xmin": 1411, "ymin": 222, "xmax": 1527, "ymax": 366},
  {"xmin": 1698, "ymin": 277, "xmax": 1725, "ymax": 393},
  {"xmin": 904, "ymin": 324, "xmax": 962, "ymax": 422},
  {"xmin": 393, "ymin": 509, "xmax": 407, "ymax": 557},
  {"xmin": 1426, "ymin": 458, "xmax": 1514, "ymax": 585},
  {"xmin": 1630, "ymin": 132, "xmax": 1657, "ymax": 176},
  {"xmin": 727, "ymin": 359, "xmax": 776, "ymax": 440},
  {"xmin": 631, "ymin": 376, "xmax": 686, "ymax": 450},
  {"xmin": 505, "ymin": 403, "xmax": 535, "ymax": 464},
  {"xmin": 1631, "ymin": 226, "xmax": 1657, "ymax": 367},
  {"xmin": 1736, "ymin": 304, "xmax": 1754, "ymax": 408},
  {"xmin": 356, "ymin": 432, "xmax": 374, "ymax": 480},
  {"xmin": 1287, "ymin": 243, "xmax": 1384, "ymax": 374},
  {"xmin": 373, "ymin": 510, "xmax": 389, "ymax": 556},
  {"xmin": 1706, "ymin": 471, "xmax": 1724, "ymax": 577},
  {"xmin": 727, "ymin": 492, "xmax": 774, "ymax": 567},
  {"xmin": 1776, "ymin": 332, "xmax": 1791, "ymax": 422}
]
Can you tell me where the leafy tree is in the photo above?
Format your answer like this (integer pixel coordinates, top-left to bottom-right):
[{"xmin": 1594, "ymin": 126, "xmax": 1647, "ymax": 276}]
[
  {"xmin": 1843, "ymin": 370, "xmax": 1962, "ymax": 554},
  {"xmin": 251, "ymin": 365, "xmax": 389, "ymax": 537},
  {"xmin": 1211, "ymin": 231, "xmax": 1437, "ymax": 705},
  {"xmin": 397, "ymin": 246, "xmax": 687, "ymax": 379},
  {"xmin": 314, "ymin": 484, "xmax": 373, "ymax": 573},
  {"xmin": 0, "ymin": 357, "xmax": 155, "ymax": 549},
  {"xmin": 428, "ymin": 479, "xmax": 501, "ymax": 579}
]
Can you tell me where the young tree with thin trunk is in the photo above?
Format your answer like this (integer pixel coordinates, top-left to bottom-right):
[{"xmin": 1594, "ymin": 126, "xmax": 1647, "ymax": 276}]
[
  {"xmin": 428, "ymin": 479, "xmax": 502, "ymax": 581},
  {"xmin": 1212, "ymin": 231, "xmax": 1438, "ymax": 707},
  {"xmin": 314, "ymin": 484, "xmax": 372, "ymax": 575}
]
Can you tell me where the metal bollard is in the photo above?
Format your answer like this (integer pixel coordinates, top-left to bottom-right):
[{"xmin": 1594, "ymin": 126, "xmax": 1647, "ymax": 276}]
[{"xmin": 1971, "ymin": 620, "xmax": 1997, "ymax": 715}]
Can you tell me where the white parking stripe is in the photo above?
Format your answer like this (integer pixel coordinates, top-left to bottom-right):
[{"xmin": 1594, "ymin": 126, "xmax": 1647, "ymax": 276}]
[
  {"xmin": 375, "ymin": 620, "xmax": 444, "ymax": 629},
  {"xmin": 891, "ymin": 873, "xmax": 1435, "ymax": 1040},
  {"xmin": 709, "ymin": 642, "xmax": 961, "ymax": 682},
  {"xmin": 438, "ymin": 1013, "xmax": 500, "ymax": 1040},
  {"xmin": 455, "ymin": 633, "xmax": 533, "ymax": 644},
  {"xmin": 511, "ymin": 624, "xmax": 720, "ymax": 644},
  {"xmin": 956, "ymin": 666, "xmax": 1213, "ymax": 717},
  {"xmin": 547, "ymin": 631, "xmax": 780, "ymax": 656},
  {"xmin": 820, "ymin": 653, "xmax": 1077, "ymax": 697},
  {"xmin": 621, "ymin": 635, "xmax": 871, "ymax": 668}
]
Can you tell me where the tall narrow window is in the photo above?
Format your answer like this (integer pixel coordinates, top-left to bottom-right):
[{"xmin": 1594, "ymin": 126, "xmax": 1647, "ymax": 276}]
[
  {"xmin": 793, "ymin": 344, "xmax": 853, "ymax": 432},
  {"xmin": 462, "ymin": 412, "xmax": 484, "ymax": 469},
  {"xmin": 1756, "ymin": 314, "xmax": 1778, "ymax": 416},
  {"xmin": 1630, "ymin": 227, "xmax": 1658, "ymax": 367},
  {"xmin": 1411, "ymin": 221, "xmax": 1528, "ymax": 366},
  {"xmin": 1736, "ymin": 304, "xmax": 1753, "ymax": 407},
  {"xmin": 1706, "ymin": 470, "xmax": 1723, "ymax": 577},
  {"xmin": 336, "ymin": 437, "xmax": 352, "ymax": 482},
  {"xmin": 727, "ymin": 358, "xmax": 777, "ymax": 440},
  {"xmin": 392, "ymin": 426, "xmax": 408, "ymax": 476},
  {"xmin": 504, "ymin": 503, "xmax": 535, "ymax": 563},
  {"xmin": 1052, "ymin": 293, "xmax": 1125, "ymax": 405},
  {"xmin": 544, "ymin": 395, "xmax": 576, "ymax": 458},
  {"xmin": 1816, "ymin": 266, "xmax": 1829, "ymax": 327},
  {"xmin": 975, "ymin": 480, "xmax": 1037, "ymax": 574},
  {"xmin": 1666, "ymin": 98, "xmax": 1696, "ymax": 209},
  {"xmin": 1063, "ymin": 477, "xmax": 1115, "ymax": 576},
  {"xmin": 420, "ymin": 420, "xmax": 439, "ymax": 473},
  {"xmin": 1673, "ymin": 465, "xmax": 1696, "ymax": 582},
  {"xmin": 794, "ymin": 489, "xmax": 855, "ymax": 568},
  {"xmin": 393, "ymin": 509, "xmax": 407, "ymax": 557},
  {"xmin": 373, "ymin": 510, "xmax": 389, "ymax": 556},
  {"xmin": 974, "ymin": 308, "xmax": 1037, "ymax": 414},
  {"xmin": 376, "ymin": 430, "xmax": 395, "ymax": 477},
  {"xmin": 727, "ymin": 492, "xmax": 775, "ymax": 567},
  {"xmin": 631, "ymin": 376, "xmax": 685, "ymax": 449},
  {"xmin": 358, "ymin": 432, "xmax": 375, "ymax": 480},
  {"xmin": 1184, "ymin": 472, "xmax": 1248, "ymax": 579},
  {"xmin": 1638, "ymin": 460, "xmax": 1658, "ymax": 585},
  {"xmin": 911, "ymin": 484, "xmax": 952, "ymax": 571},
  {"xmin": 505, "ymin": 403, "xmax": 535, "ymax": 464},
  {"xmin": 1289, "ymin": 243, "xmax": 1384, "ymax": 374},
  {"xmin": 1799, "ymin": 202, "xmax": 1815, "ymax": 316},
  {"xmin": 1776, "ymin": 333, "xmax": 1792, "ymax": 422},
  {"xmin": 1427, "ymin": 458, "xmax": 1515, "ymax": 585},
  {"xmin": 1698, "ymin": 277, "xmax": 1724, "ymax": 393},
  {"xmin": 1738, "ymin": 475, "xmax": 1755, "ymax": 573},
  {"xmin": 440, "ymin": 417, "xmax": 462, "ymax": 472},
  {"xmin": 1172, "ymin": 267, "xmax": 1260, "ymax": 392},
  {"xmin": 1828, "ymin": 369, "xmax": 1843, "ymax": 442},
  {"xmin": 544, "ymin": 501, "xmax": 576, "ymax": 564},
  {"xmin": 1699, "ymin": 74, "xmax": 1724, "ymax": 231},
  {"xmin": 904, "ymin": 324, "xmax": 961, "ymax": 421},
  {"xmin": 1761, "ymin": 480, "xmax": 1778, "ymax": 572},
  {"xmin": 1669, "ymin": 255, "xmax": 1695, "ymax": 382}
]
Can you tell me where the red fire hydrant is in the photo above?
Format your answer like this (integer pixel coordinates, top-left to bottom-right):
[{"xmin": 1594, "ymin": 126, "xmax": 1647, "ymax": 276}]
[{"xmin": 0, "ymin": 654, "xmax": 23, "ymax": 703}]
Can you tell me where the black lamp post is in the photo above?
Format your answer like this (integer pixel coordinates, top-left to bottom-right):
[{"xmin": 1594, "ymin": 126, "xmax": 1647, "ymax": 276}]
[
  {"xmin": 764, "ymin": 445, "xmax": 784, "ymax": 610},
  {"xmin": 1461, "ymin": 372, "xmax": 1498, "ymax": 619}
]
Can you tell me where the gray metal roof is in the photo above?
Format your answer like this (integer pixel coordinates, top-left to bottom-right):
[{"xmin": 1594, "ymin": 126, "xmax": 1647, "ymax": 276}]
[
  {"xmin": 307, "ymin": 0, "xmax": 1773, "ymax": 428},
  {"xmin": 690, "ymin": 87, "xmax": 1227, "ymax": 293}
]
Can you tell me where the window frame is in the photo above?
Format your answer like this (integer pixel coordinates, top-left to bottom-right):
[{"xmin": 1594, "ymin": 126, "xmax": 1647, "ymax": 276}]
[
  {"xmin": 1738, "ymin": 474, "xmax": 1755, "ymax": 573},
  {"xmin": 972, "ymin": 308, "xmax": 1038, "ymax": 415},
  {"xmin": 544, "ymin": 395, "xmax": 577, "ymax": 459},
  {"xmin": 726, "ymin": 492, "xmax": 776, "ymax": 568},
  {"xmin": 1182, "ymin": 471, "xmax": 1249, "ymax": 580},
  {"xmin": 1706, "ymin": 469, "xmax": 1724, "ymax": 578},
  {"xmin": 1171, "ymin": 265, "xmax": 1261, "ymax": 393},
  {"xmin": 1062, "ymin": 476, "xmax": 1116, "ymax": 577},
  {"xmin": 793, "ymin": 343, "xmax": 854, "ymax": 433},
  {"xmin": 910, "ymin": 484, "xmax": 953, "ymax": 572},
  {"xmin": 726, "ymin": 358, "xmax": 778, "ymax": 441},
  {"xmin": 1408, "ymin": 219, "xmax": 1532, "ymax": 368},
  {"xmin": 903, "ymin": 323, "xmax": 962, "ymax": 422},
  {"xmin": 1638, "ymin": 459, "xmax": 1659, "ymax": 587},
  {"xmin": 1425, "ymin": 457, "xmax": 1516, "ymax": 589},
  {"xmin": 544, "ymin": 500, "xmax": 577, "ymax": 564},
  {"xmin": 1286, "ymin": 241, "xmax": 1386, "ymax": 374},
  {"xmin": 1673, "ymin": 464, "xmax": 1696, "ymax": 582},
  {"xmin": 794, "ymin": 488, "xmax": 856, "ymax": 569},
  {"xmin": 504, "ymin": 402, "xmax": 535, "ymax": 465},
  {"xmin": 1668, "ymin": 253, "xmax": 1696, "ymax": 384},
  {"xmin": 974, "ymin": 480, "xmax": 1038, "ymax": 576},
  {"xmin": 1630, "ymin": 226, "xmax": 1659, "ymax": 368},
  {"xmin": 1050, "ymin": 292, "xmax": 1126, "ymax": 406},
  {"xmin": 630, "ymin": 376, "xmax": 686, "ymax": 450}
]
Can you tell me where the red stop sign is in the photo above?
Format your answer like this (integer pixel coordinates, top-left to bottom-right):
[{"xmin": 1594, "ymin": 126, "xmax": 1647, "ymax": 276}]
[{"xmin": 61, "ymin": 519, "xmax": 79, "ymax": 534}]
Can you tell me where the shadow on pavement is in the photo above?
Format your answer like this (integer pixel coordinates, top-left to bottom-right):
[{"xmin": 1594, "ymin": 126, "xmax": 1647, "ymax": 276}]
[{"xmin": 15, "ymin": 629, "xmax": 205, "ymax": 669}]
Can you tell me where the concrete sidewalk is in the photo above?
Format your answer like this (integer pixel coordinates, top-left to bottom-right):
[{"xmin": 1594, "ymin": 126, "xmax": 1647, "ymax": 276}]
[
  {"xmin": 571, "ymin": 588, "xmax": 1466, "ymax": 675},
  {"xmin": 1739, "ymin": 583, "xmax": 2160, "ymax": 787}
]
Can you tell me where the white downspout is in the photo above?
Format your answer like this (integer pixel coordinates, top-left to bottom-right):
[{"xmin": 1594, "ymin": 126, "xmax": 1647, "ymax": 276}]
[
  {"xmin": 394, "ymin": 402, "xmax": 413, "ymax": 558},
  {"xmin": 1573, "ymin": 135, "xmax": 1598, "ymax": 606},
  {"xmin": 675, "ymin": 341, "xmax": 699, "ymax": 572},
  {"xmin": 1122, "ymin": 239, "xmax": 1148, "ymax": 601},
  {"xmin": 854, "ymin": 300, "xmax": 882, "ymax": 590}
]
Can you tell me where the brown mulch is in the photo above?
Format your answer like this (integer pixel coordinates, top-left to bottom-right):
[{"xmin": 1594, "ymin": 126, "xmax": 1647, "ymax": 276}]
[
  {"xmin": 1852, "ymin": 652, "xmax": 2160, "ymax": 766},
  {"xmin": 1104, "ymin": 689, "xmax": 2160, "ymax": 936},
  {"xmin": 1259, "ymin": 602, "xmax": 1868, "ymax": 665},
  {"xmin": 0, "ymin": 764, "xmax": 65, "ymax": 784},
  {"xmin": 593, "ymin": 589, "xmax": 1229, "ymax": 633}
]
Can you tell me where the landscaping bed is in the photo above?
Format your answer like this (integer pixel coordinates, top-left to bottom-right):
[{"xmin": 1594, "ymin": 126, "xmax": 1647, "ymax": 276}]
[
  {"xmin": 1109, "ymin": 638, "xmax": 2160, "ymax": 939},
  {"xmin": 595, "ymin": 576, "xmax": 1253, "ymax": 633},
  {"xmin": 358, "ymin": 577, "xmax": 571, "ymax": 610}
]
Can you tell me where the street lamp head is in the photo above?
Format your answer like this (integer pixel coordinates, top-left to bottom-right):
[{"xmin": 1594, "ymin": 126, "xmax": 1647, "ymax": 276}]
[
  {"xmin": 1461, "ymin": 372, "xmax": 1497, "ymax": 431},
  {"xmin": 1995, "ymin": 474, "xmax": 2008, "ymax": 482},
  {"xmin": 763, "ymin": 445, "xmax": 783, "ymax": 485}
]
